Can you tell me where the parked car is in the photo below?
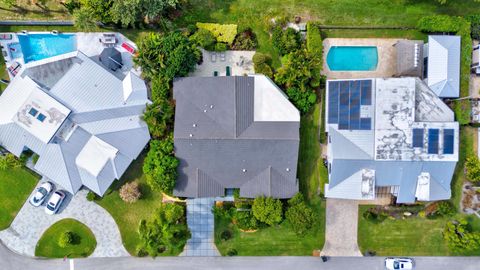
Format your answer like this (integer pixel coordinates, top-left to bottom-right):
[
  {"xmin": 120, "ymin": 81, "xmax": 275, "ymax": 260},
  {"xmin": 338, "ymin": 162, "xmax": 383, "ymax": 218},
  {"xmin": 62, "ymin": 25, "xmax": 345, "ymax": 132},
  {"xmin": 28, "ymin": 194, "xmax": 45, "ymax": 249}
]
[
  {"xmin": 385, "ymin": 258, "xmax": 414, "ymax": 270},
  {"xmin": 45, "ymin": 190, "xmax": 66, "ymax": 215},
  {"xmin": 29, "ymin": 182, "xmax": 54, "ymax": 207}
]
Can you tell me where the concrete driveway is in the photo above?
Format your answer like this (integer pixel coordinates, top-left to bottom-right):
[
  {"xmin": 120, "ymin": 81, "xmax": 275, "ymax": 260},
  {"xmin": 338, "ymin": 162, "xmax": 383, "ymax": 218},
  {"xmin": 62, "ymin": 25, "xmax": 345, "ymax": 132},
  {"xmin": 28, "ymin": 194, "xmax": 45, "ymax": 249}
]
[
  {"xmin": 321, "ymin": 198, "xmax": 362, "ymax": 257},
  {"xmin": 0, "ymin": 186, "xmax": 128, "ymax": 257}
]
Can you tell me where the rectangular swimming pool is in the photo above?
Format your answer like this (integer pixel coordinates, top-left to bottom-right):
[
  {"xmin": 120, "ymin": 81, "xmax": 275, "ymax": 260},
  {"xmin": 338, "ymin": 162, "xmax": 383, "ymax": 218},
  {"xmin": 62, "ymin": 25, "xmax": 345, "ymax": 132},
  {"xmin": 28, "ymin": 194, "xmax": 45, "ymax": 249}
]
[
  {"xmin": 327, "ymin": 46, "xmax": 378, "ymax": 71},
  {"xmin": 18, "ymin": 33, "xmax": 77, "ymax": 63}
]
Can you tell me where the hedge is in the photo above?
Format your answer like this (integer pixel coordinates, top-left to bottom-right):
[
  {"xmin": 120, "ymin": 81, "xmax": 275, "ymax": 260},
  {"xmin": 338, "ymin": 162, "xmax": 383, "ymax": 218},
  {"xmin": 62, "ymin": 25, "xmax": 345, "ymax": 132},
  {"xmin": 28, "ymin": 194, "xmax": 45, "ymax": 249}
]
[
  {"xmin": 306, "ymin": 22, "xmax": 323, "ymax": 57},
  {"xmin": 417, "ymin": 15, "xmax": 472, "ymax": 125},
  {"xmin": 196, "ymin": 23, "xmax": 238, "ymax": 45}
]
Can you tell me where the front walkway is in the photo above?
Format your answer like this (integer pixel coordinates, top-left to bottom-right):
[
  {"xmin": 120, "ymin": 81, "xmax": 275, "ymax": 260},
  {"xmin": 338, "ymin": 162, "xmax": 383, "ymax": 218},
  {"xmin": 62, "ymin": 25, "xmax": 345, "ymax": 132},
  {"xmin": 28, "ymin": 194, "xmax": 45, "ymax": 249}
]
[
  {"xmin": 321, "ymin": 198, "xmax": 362, "ymax": 257},
  {"xmin": 0, "ymin": 187, "xmax": 128, "ymax": 257},
  {"xmin": 180, "ymin": 198, "xmax": 220, "ymax": 256}
]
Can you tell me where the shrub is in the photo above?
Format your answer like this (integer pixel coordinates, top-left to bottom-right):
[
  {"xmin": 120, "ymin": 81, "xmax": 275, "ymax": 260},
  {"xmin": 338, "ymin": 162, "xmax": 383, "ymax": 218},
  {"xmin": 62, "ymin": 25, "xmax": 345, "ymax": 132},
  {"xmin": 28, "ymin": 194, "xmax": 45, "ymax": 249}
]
[
  {"xmin": 214, "ymin": 42, "xmax": 227, "ymax": 52},
  {"xmin": 285, "ymin": 193, "xmax": 315, "ymax": 235},
  {"xmin": 252, "ymin": 196, "xmax": 283, "ymax": 226},
  {"xmin": 58, "ymin": 231, "xmax": 74, "ymax": 248},
  {"xmin": 32, "ymin": 154, "xmax": 39, "ymax": 165},
  {"xmin": 63, "ymin": 0, "xmax": 81, "ymax": 14},
  {"xmin": 196, "ymin": 23, "xmax": 238, "ymax": 45},
  {"xmin": 444, "ymin": 219, "xmax": 480, "ymax": 251},
  {"xmin": 418, "ymin": 210, "xmax": 426, "ymax": 218},
  {"xmin": 466, "ymin": 15, "xmax": 480, "ymax": 40},
  {"xmin": 466, "ymin": 156, "xmax": 480, "ymax": 184},
  {"xmin": 190, "ymin": 28, "xmax": 216, "ymax": 50},
  {"xmin": 232, "ymin": 28, "xmax": 257, "ymax": 50},
  {"xmin": 227, "ymin": 248, "xmax": 238, "ymax": 256},
  {"xmin": 143, "ymin": 100, "xmax": 174, "ymax": 140},
  {"xmin": 119, "ymin": 181, "xmax": 142, "ymax": 203},
  {"xmin": 150, "ymin": 75, "xmax": 171, "ymax": 102},
  {"xmin": 271, "ymin": 26, "xmax": 301, "ymax": 55},
  {"xmin": 253, "ymin": 52, "xmax": 274, "ymax": 78},
  {"xmin": 306, "ymin": 22, "xmax": 323, "ymax": 56},
  {"xmin": 234, "ymin": 210, "xmax": 259, "ymax": 230},
  {"xmin": 363, "ymin": 208, "xmax": 388, "ymax": 224},
  {"xmin": 436, "ymin": 201, "xmax": 456, "ymax": 217},
  {"xmin": 220, "ymin": 229, "xmax": 232, "ymax": 241},
  {"xmin": 136, "ymin": 246, "xmax": 148, "ymax": 257},
  {"xmin": 86, "ymin": 191, "xmax": 96, "ymax": 201},
  {"xmin": 0, "ymin": 154, "xmax": 21, "ymax": 170},
  {"xmin": 143, "ymin": 138, "xmax": 179, "ymax": 194}
]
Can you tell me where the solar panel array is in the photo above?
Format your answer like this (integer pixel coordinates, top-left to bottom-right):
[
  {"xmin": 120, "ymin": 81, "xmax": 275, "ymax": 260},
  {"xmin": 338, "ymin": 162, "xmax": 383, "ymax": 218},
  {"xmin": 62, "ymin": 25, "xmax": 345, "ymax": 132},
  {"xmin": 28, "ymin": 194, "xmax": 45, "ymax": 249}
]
[
  {"xmin": 328, "ymin": 80, "xmax": 372, "ymax": 130},
  {"xmin": 412, "ymin": 128, "xmax": 424, "ymax": 148},
  {"xmin": 427, "ymin": 129, "xmax": 439, "ymax": 154},
  {"xmin": 443, "ymin": 129, "xmax": 454, "ymax": 154}
]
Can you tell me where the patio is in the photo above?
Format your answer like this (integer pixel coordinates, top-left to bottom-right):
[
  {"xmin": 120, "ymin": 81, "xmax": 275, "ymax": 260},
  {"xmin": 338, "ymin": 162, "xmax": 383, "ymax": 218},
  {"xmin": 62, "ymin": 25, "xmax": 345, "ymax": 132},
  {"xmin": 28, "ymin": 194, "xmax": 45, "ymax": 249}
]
[
  {"xmin": 322, "ymin": 38, "xmax": 401, "ymax": 79},
  {"xmin": 191, "ymin": 49, "xmax": 255, "ymax": 77}
]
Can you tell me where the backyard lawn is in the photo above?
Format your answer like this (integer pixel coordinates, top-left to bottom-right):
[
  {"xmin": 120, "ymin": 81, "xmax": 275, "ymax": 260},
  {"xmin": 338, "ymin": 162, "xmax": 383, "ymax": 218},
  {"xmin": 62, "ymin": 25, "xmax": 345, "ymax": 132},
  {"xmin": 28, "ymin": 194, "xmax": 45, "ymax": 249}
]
[
  {"xmin": 215, "ymin": 102, "xmax": 326, "ymax": 256},
  {"xmin": 0, "ymin": 0, "xmax": 70, "ymax": 21},
  {"xmin": 95, "ymin": 152, "xmax": 165, "ymax": 256},
  {"xmin": 35, "ymin": 218, "xmax": 96, "ymax": 258},
  {"xmin": 358, "ymin": 127, "xmax": 480, "ymax": 256},
  {"xmin": 0, "ymin": 167, "xmax": 38, "ymax": 230}
]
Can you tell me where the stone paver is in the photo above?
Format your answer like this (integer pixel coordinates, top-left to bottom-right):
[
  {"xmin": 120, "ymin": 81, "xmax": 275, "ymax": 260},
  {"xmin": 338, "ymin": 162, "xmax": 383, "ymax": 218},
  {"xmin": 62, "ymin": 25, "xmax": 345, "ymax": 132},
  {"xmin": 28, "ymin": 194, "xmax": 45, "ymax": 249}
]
[
  {"xmin": 181, "ymin": 198, "xmax": 220, "ymax": 256},
  {"xmin": 191, "ymin": 49, "xmax": 255, "ymax": 77},
  {"xmin": 0, "ymin": 185, "xmax": 128, "ymax": 257},
  {"xmin": 321, "ymin": 198, "xmax": 362, "ymax": 257}
]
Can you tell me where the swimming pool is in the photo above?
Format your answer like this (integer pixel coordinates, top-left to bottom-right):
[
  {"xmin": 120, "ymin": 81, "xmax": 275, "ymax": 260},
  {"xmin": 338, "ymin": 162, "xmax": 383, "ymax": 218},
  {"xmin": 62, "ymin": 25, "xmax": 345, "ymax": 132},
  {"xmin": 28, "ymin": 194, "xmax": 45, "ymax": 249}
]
[
  {"xmin": 326, "ymin": 46, "xmax": 378, "ymax": 71},
  {"xmin": 18, "ymin": 34, "xmax": 76, "ymax": 63}
]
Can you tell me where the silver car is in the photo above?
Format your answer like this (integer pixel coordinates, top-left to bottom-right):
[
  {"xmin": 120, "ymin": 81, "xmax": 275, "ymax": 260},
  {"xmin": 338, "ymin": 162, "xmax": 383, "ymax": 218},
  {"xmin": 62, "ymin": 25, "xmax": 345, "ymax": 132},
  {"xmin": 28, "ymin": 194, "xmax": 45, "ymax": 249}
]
[
  {"xmin": 29, "ymin": 182, "xmax": 54, "ymax": 207},
  {"xmin": 385, "ymin": 258, "xmax": 414, "ymax": 270}
]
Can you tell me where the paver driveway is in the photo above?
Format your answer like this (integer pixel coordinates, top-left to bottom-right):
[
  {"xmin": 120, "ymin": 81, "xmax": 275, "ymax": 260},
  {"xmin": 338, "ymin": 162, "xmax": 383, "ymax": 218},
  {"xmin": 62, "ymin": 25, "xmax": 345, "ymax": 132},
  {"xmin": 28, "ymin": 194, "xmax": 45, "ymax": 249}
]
[
  {"xmin": 321, "ymin": 198, "xmax": 362, "ymax": 257},
  {"xmin": 0, "ymin": 186, "xmax": 128, "ymax": 257},
  {"xmin": 181, "ymin": 198, "xmax": 220, "ymax": 256}
]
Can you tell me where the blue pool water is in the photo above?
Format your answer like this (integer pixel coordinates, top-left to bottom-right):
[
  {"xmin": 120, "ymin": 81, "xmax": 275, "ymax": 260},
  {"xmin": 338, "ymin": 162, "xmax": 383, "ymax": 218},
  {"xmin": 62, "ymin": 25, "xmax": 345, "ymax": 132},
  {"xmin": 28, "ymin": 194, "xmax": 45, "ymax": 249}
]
[
  {"xmin": 18, "ymin": 34, "xmax": 76, "ymax": 63},
  {"xmin": 326, "ymin": 46, "xmax": 378, "ymax": 71}
]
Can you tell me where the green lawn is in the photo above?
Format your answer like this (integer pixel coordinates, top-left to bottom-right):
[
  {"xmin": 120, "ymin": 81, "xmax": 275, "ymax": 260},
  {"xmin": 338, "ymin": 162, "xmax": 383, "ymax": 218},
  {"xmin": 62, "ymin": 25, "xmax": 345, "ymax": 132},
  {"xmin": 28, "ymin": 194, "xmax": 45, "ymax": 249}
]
[
  {"xmin": 0, "ymin": 167, "xmax": 38, "ymax": 230},
  {"xmin": 35, "ymin": 218, "xmax": 96, "ymax": 258},
  {"xmin": 214, "ymin": 102, "xmax": 327, "ymax": 256},
  {"xmin": 95, "ymin": 152, "xmax": 165, "ymax": 256},
  {"xmin": 358, "ymin": 127, "xmax": 480, "ymax": 256},
  {"xmin": 0, "ymin": 0, "xmax": 70, "ymax": 21}
]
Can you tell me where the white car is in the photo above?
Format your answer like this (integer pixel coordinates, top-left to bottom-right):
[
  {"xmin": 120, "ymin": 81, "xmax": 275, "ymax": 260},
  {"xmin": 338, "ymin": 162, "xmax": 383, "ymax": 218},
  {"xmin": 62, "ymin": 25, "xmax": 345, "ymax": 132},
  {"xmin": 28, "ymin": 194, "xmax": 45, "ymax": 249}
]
[
  {"xmin": 385, "ymin": 258, "xmax": 414, "ymax": 270},
  {"xmin": 29, "ymin": 182, "xmax": 54, "ymax": 207},
  {"xmin": 45, "ymin": 190, "xmax": 66, "ymax": 215}
]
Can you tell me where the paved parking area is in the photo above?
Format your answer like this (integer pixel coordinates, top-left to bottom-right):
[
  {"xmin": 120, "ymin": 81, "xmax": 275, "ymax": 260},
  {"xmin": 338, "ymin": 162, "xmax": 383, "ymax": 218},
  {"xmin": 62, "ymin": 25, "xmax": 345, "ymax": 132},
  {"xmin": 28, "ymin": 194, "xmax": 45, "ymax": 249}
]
[
  {"xmin": 0, "ymin": 185, "xmax": 128, "ymax": 257},
  {"xmin": 321, "ymin": 198, "xmax": 362, "ymax": 257},
  {"xmin": 181, "ymin": 198, "xmax": 220, "ymax": 256}
]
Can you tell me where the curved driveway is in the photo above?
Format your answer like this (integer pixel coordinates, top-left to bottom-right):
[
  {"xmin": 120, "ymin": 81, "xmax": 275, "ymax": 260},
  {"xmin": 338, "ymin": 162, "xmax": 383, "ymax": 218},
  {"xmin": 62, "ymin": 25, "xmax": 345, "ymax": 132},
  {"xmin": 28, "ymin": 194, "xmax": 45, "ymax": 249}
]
[{"xmin": 0, "ymin": 188, "xmax": 128, "ymax": 257}]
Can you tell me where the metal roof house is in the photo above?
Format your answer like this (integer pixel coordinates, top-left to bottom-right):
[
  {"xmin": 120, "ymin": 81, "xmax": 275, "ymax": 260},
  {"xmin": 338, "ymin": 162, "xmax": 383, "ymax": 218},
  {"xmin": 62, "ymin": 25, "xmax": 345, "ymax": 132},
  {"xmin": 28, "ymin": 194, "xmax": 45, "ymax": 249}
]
[
  {"xmin": 0, "ymin": 51, "xmax": 151, "ymax": 196},
  {"xmin": 424, "ymin": 35, "xmax": 461, "ymax": 98},
  {"xmin": 173, "ymin": 75, "xmax": 300, "ymax": 198},
  {"xmin": 325, "ymin": 77, "xmax": 458, "ymax": 203}
]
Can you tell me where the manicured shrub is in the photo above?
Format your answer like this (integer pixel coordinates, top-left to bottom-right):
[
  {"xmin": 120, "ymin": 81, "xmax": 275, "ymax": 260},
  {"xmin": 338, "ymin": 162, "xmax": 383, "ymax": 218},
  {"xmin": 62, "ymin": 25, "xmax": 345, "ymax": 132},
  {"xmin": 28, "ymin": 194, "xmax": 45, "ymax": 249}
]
[
  {"xmin": 436, "ymin": 201, "xmax": 456, "ymax": 217},
  {"xmin": 444, "ymin": 219, "xmax": 480, "ymax": 251},
  {"xmin": 466, "ymin": 15, "xmax": 480, "ymax": 40},
  {"xmin": 271, "ymin": 26, "xmax": 301, "ymax": 55},
  {"xmin": 119, "ymin": 181, "xmax": 142, "ymax": 203},
  {"xmin": 143, "ymin": 138, "xmax": 179, "ymax": 195},
  {"xmin": 234, "ymin": 210, "xmax": 259, "ymax": 230},
  {"xmin": 214, "ymin": 42, "xmax": 228, "ymax": 52},
  {"xmin": 227, "ymin": 248, "xmax": 238, "ymax": 256},
  {"xmin": 285, "ymin": 193, "xmax": 315, "ymax": 235},
  {"xmin": 220, "ymin": 229, "xmax": 232, "ymax": 241},
  {"xmin": 190, "ymin": 28, "xmax": 216, "ymax": 50},
  {"xmin": 196, "ymin": 23, "xmax": 238, "ymax": 45},
  {"xmin": 86, "ymin": 191, "xmax": 96, "ymax": 202},
  {"xmin": 363, "ymin": 208, "xmax": 388, "ymax": 224},
  {"xmin": 252, "ymin": 196, "xmax": 283, "ymax": 226},
  {"xmin": 232, "ymin": 28, "xmax": 257, "ymax": 50},
  {"xmin": 253, "ymin": 52, "xmax": 274, "ymax": 78},
  {"xmin": 58, "ymin": 231, "xmax": 74, "ymax": 248},
  {"xmin": 306, "ymin": 22, "xmax": 323, "ymax": 56},
  {"xmin": 466, "ymin": 156, "xmax": 480, "ymax": 184},
  {"xmin": 136, "ymin": 246, "xmax": 148, "ymax": 257}
]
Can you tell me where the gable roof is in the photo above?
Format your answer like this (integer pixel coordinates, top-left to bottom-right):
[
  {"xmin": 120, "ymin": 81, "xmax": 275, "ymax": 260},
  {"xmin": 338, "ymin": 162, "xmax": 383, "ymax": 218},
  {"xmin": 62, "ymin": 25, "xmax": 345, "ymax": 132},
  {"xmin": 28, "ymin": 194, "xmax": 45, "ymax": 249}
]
[
  {"xmin": 427, "ymin": 35, "xmax": 461, "ymax": 98},
  {"xmin": 173, "ymin": 75, "xmax": 300, "ymax": 198}
]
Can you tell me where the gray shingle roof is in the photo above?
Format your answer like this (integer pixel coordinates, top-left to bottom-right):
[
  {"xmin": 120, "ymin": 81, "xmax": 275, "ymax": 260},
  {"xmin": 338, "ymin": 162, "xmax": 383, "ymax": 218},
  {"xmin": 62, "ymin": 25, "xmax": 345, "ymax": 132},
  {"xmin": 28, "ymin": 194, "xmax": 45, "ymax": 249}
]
[{"xmin": 173, "ymin": 76, "xmax": 300, "ymax": 198}]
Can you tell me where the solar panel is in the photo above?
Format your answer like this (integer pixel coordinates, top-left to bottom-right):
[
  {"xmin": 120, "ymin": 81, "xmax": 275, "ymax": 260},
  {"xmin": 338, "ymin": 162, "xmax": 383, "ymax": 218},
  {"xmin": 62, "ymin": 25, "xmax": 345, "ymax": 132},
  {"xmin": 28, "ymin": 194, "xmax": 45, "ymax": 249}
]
[
  {"xmin": 328, "ymin": 81, "xmax": 339, "ymax": 124},
  {"xmin": 349, "ymin": 81, "xmax": 361, "ymax": 129},
  {"xmin": 428, "ymin": 129, "xmax": 439, "ymax": 154},
  {"xmin": 412, "ymin": 129, "xmax": 424, "ymax": 148},
  {"xmin": 338, "ymin": 81, "xmax": 350, "ymax": 129},
  {"xmin": 443, "ymin": 129, "xmax": 454, "ymax": 154},
  {"xmin": 360, "ymin": 80, "xmax": 372, "ymax": 105}
]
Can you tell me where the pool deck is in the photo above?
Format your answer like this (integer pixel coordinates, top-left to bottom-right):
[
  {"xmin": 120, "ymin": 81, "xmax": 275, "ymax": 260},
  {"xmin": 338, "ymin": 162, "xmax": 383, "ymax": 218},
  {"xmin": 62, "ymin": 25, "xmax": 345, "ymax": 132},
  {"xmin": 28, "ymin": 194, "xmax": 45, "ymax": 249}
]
[
  {"xmin": 0, "ymin": 32, "xmax": 139, "ymax": 81},
  {"xmin": 322, "ymin": 38, "xmax": 402, "ymax": 79}
]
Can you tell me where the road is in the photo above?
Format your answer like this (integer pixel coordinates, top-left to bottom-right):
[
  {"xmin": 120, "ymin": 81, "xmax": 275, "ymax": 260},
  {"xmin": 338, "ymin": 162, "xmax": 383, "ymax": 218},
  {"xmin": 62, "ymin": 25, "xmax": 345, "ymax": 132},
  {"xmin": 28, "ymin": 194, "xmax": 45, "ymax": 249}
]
[{"xmin": 2, "ymin": 241, "xmax": 480, "ymax": 270}]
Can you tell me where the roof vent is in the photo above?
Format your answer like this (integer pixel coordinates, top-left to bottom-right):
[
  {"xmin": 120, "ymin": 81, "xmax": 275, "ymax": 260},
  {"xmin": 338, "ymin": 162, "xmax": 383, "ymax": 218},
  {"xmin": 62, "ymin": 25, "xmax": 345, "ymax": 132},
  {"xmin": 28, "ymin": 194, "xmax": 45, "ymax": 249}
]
[
  {"xmin": 242, "ymin": 169, "xmax": 247, "ymax": 173},
  {"xmin": 203, "ymin": 109, "xmax": 207, "ymax": 113},
  {"xmin": 210, "ymin": 104, "xmax": 214, "ymax": 109},
  {"xmin": 189, "ymin": 134, "xmax": 193, "ymax": 137},
  {"xmin": 286, "ymin": 168, "xmax": 290, "ymax": 172},
  {"xmin": 192, "ymin": 123, "xmax": 197, "ymax": 127}
]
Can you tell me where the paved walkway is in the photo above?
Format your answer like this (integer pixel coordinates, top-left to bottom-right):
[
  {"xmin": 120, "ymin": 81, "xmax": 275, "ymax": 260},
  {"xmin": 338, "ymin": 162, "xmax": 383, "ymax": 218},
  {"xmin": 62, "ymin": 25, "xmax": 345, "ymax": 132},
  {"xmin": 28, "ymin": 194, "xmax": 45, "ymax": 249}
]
[
  {"xmin": 0, "ymin": 186, "xmax": 128, "ymax": 257},
  {"xmin": 181, "ymin": 198, "xmax": 220, "ymax": 256},
  {"xmin": 321, "ymin": 198, "xmax": 362, "ymax": 257}
]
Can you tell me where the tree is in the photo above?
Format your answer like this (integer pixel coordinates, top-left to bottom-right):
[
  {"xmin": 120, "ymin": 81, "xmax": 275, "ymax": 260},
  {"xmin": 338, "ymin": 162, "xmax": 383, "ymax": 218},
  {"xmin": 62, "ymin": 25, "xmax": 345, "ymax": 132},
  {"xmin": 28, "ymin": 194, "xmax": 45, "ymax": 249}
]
[
  {"xmin": 0, "ymin": 0, "xmax": 17, "ymax": 8},
  {"xmin": 58, "ymin": 231, "xmax": 74, "ymax": 248},
  {"xmin": 252, "ymin": 196, "xmax": 283, "ymax": 226},
  {"xmin": 142, "ymin": 100, "xmax": 174, "ymax": 139},
  {"xmin": 150, "ymin": 75, "xmax": 171, "ymax": 101},
  {"xmin": 134, "ymin": 32, "xmax": 201, "ymax": 80},
  {"xmin": 0, "ymin": 154, "xmax": 21, "ymax": 170},
  {"xmin": 189, "ymin": 28, "xmax": 216, "ymax": 50},
  {"xmin": 143, "ymin": 139, "xmax": 179, "ymax": 194},
  {"xmin": 252, "ymin": 52, "xmax": 274, "ymax": 78},
  {"xmin": 436, "ymin": 201, "xmax": 456, "ymax": 217},
  {"xmin": 444, "ymin": 219, "xmax": 480, "ymax": 251},
  {"xmin": 138, "ymin": 203, "xmax": 190, "ymax": 256},
  {"xmin": 271, "ymin": 26, "xmax": 301, "ymax": 55},
  {"xmin": 232, "ymin": 27, "xmax": 257, "ymax": 50},
  {"xmin": 465, "ymin": 156, "xmax": 480, "ymax": 184},
  {"xmin": 119, "ymin": 181, "xmax": 142, "ymax": 203},
  {"xmin": 141, "ymin": 0, "xmax": 179, "ymax": 23},
  {"xmin": 285, "ymin": 193, "xmax": 315, "ymax": 235},
  {"xmin": 111, "ymin": 0, "xmax": 142, "ymax": 28},
  {"xmin": 73, "ymin": 7, "xmax": 98, "ymax": 31}
]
